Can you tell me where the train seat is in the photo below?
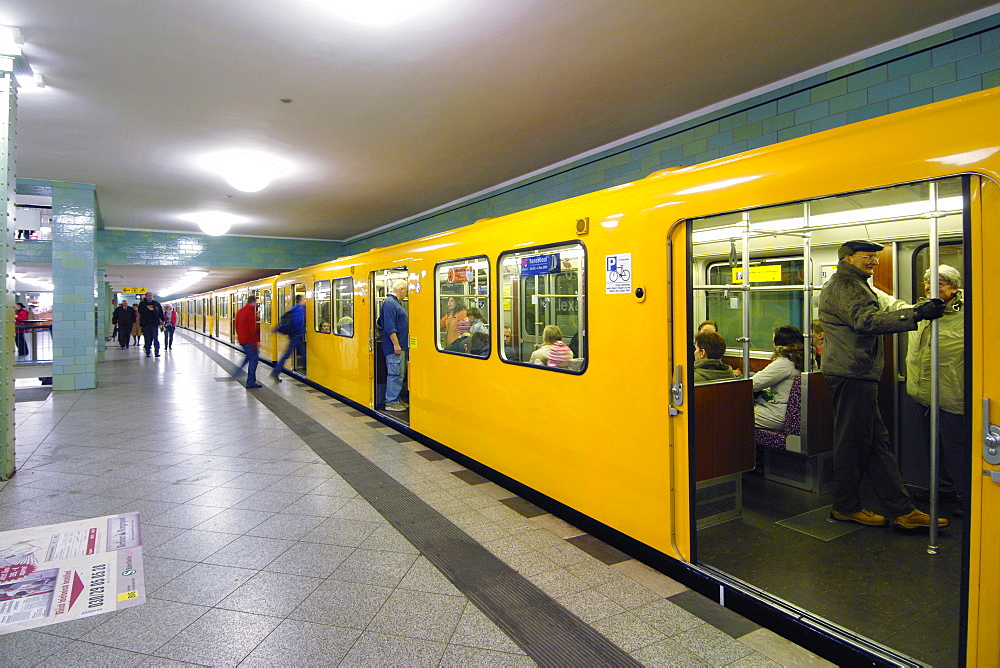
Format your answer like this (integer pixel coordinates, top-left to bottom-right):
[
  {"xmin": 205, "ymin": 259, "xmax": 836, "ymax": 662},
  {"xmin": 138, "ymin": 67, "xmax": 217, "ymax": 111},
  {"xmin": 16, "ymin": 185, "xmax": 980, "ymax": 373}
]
[
  {"xmin": 758, "ymin": 372, "xmax": 836, "ymax": 494},
  {"xmin": 754, "ymin": 374, "xmax": 802, "ymax": 451}
]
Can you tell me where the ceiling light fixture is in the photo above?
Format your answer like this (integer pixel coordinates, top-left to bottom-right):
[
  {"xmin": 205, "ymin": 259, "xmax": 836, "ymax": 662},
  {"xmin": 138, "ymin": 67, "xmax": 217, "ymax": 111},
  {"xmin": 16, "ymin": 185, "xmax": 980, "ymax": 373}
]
[
  {"xmin": 321, "ymin": 0, "xmax": 449, "ymax": 26},
  {"xmin": 161, "ymin": 271, "xmax": 209, "ymax": 299},
  {"xmin": 178, "ymin": 211, "xmax": 247, "ymax": 236},
  {"xmin": 0, "ymin": 26, "xmax": 23, "ymax": 56},
  {"xmin": 201, "ymin": 151, "xmax": 288, "ymax": 193}
]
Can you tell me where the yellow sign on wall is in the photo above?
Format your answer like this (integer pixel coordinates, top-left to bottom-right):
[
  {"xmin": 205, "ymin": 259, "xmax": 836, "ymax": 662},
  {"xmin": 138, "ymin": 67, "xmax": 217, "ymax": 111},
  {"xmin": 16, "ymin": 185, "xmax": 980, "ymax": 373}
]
[
  {"xmin": 731, "ymin": 265, "xmax": 782, "ymax": 283},
  {"xmin": 122, "ymin": 287, "xmax": 148, "ymax": 295}
]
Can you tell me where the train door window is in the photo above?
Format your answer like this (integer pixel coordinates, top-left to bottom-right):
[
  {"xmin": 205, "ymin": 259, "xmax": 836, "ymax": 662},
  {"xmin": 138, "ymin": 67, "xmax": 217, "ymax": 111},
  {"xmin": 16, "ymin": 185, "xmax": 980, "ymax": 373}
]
[
  {"xmin": 435, "ymin": 256, "xmax": 490, "ymax": 357},
  {"xmin": 689, "ymin": 175, "xmax": 967, "ymax": 666},
  {"xmin": 261, "ymin": 289, "xmax": 272, "ymax": 326},
  {"xmin": 314, "ymin": 280, "xmax": 332, "ymax": 333},
  {"xmin": 333, "ymin": 277, "xmax": 354, "ymax": 337},
  {"xmin": 498, "ymin": 242, "xmax": 586, "ymax": 372}
]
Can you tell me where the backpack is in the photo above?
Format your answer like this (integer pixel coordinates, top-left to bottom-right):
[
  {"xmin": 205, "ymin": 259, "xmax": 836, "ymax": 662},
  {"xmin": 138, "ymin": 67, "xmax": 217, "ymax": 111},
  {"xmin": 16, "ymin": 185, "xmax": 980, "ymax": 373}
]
[{"xmin": 275, "ymin": 308, "xmax": 295, "ymax": 335}]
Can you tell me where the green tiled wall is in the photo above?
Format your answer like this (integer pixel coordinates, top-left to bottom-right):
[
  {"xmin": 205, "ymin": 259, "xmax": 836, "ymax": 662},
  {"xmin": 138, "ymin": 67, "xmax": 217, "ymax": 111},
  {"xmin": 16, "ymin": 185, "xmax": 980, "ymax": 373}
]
[
  {"xmin": 95, "ymin": 229, "xmax": 343, "ymax": 269},
  {"xmin": 342, "ymin": 13, "xmax": 1000, "ymax": 256}
]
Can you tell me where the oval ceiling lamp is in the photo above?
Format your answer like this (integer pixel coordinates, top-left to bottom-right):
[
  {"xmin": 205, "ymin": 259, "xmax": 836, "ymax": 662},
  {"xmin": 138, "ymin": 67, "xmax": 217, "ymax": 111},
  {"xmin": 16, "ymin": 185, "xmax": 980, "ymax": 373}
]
[
  {"xmin": 179, "ymin": 211, "xmax": 247, "ymax": 236},
  {"xmin": 322, "ymin": 0, "xmax": 449, "ymax": 25},
  {"xmin": 202, "ymin": 151, "xmax": 288, "ymax": 193}
]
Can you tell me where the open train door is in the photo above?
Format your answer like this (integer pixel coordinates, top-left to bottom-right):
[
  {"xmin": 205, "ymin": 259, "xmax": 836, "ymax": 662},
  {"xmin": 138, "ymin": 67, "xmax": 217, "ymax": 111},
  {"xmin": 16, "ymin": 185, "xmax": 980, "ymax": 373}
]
[
  {"xmin": 969, "ymin": 175, "xmax": 1000, "ymax": 665},
  {"xmin": 370, "ymin": 267, "xmax": 409, "ymax": 421},
  {"xmin": 666, "ymin": 219, "xmax": 694, "ymax": 565}
]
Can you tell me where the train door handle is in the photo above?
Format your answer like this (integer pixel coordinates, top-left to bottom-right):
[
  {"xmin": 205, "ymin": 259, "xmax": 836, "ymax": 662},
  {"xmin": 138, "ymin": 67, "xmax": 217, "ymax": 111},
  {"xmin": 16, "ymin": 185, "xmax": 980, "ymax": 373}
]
[
  {"xmin": 670, "ymin": 364, "xmax": 684, "ymax": 416},
  {"xmin": 983, "ymin": 398, "xmax": 1000, "ymax": 465}
]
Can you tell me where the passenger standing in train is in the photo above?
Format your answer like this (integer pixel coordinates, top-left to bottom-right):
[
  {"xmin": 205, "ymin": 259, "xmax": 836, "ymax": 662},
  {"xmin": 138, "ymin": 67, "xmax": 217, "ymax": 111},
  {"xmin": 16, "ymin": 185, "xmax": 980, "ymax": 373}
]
[
  {"xmin": 271, "ymin": 295, "xmax": 306, "ymax": 382},
  {"xmin": 819, "ymin": 240, "xmax": 947, "ymax": 530},
  {"xmin": 137, "ymin": 291, "xmax": 165, "ymax": 358},
  {"xmin": 382, "ymin": 279, "xmax": 409, "ymax": 412},
  {"xmin": 693, "ymin": 330, "xmax": 735, "ymax": 383},
  {"xmin": 234, "ymin": 295, "xmax": 262, "ymax": 389},
  {"xmin": 112, "ymin": 300, "xmax": 135, "ymax": 349},
  {"xmin": 14, "ymin": 302, "xmax": 29, "ymax": 357},
  {"xmin": 440, "ymin": 296, "xmax": 467, "ymax": 345},
  {"xmin": 752, "ymin": 326, "xmax": 805, "ymax": 429},
  {"xmin": 162, "ymin": 304, "xmax": 177, "ymax": 350},
  {"xmin": 906, "ymin": 265, "xmax": 967, "ymax": 511}
]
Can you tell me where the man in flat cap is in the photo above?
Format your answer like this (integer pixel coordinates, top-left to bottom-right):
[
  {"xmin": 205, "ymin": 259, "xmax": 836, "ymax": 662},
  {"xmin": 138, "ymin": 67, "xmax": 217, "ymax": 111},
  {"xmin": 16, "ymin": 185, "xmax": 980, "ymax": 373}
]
[{"xmin": 819, "ymin": 240, "xmax": 947, "ymax": 530}]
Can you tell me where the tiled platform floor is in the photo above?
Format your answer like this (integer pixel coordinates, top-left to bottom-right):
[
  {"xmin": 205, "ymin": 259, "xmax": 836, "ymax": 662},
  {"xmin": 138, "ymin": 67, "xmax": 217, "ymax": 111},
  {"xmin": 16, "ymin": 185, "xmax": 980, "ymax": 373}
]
[{"xmin": 2, "ymin": 330, "xmax": 833, "ymax": 666}]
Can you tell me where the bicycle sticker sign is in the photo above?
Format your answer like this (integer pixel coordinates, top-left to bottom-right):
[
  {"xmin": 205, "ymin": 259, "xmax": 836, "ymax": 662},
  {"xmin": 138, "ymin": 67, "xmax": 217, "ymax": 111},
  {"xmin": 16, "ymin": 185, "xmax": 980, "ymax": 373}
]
[{"xmin": 605, "ymin": 253, "xmax": 632, "ymax": 294}]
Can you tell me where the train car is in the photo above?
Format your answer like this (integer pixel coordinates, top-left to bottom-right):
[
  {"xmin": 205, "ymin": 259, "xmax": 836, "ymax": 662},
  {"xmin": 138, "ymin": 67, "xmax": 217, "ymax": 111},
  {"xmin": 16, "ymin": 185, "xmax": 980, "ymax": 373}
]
[{"xmin": 171, "ymin": 88, "xmax": 1000, "ymax": 665}]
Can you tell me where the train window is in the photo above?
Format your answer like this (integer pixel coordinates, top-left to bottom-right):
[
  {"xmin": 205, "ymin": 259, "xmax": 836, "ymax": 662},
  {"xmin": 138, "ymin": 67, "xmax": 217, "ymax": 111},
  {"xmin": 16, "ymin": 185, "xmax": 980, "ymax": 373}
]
[
  {"xmin": 498, "ymin": 242, "xmax": 586, "ymax": 372},
  {"xmin": 260, "ymin": 289, "xmax": 272, "ymax": 325},
  {"xmin": 314, "ymin": 280, "xmax": 332, "ymax": 333},
  {"xmin": 333, "ymin": 277, "xmax": 354, "ymax": 337},
  {"xmin": 435, "ymin": 256, "xmax": 490, "ymax": 357}
]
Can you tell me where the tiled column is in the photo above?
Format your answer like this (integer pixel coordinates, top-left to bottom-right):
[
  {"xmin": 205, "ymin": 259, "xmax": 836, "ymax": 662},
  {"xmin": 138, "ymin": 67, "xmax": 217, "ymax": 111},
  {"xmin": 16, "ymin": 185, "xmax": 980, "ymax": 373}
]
[
  {"xmin": 51, "ymin": 184, "xmax": 97, "ymax": 391},
  {"xmin": 96, "ymin": 268, "xmax": 108, "ymax": 362},
  {"xmin": 0, "ymin": 64, "xmax": 15, "ymax": 479}
]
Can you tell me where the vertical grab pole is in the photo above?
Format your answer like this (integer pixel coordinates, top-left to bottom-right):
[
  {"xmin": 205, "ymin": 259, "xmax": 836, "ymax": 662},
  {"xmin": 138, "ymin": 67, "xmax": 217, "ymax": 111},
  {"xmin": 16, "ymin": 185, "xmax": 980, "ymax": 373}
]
[
  {"xmin": 803, "ymin": 202, "xmax": 813, "ymax": 374},
  {"xmin": 928, "ymin": 182, "xmax": 941, "ymax": 554},
  {"xmin": 741, "ymin": 212, "xmax": 751, "ymax": 374}
]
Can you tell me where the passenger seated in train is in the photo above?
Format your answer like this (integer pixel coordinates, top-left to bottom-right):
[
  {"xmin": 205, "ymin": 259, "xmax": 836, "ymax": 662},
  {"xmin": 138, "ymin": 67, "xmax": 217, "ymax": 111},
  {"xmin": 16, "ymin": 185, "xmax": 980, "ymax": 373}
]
[
  {"xmin": 752, "ymin": 325, "xmax": 805, "ymax": 429},
  {"xmin": 547, "ymin": 338, "xmax": 572, "ymax": 368},
  {"xmin": 698, "ymin": 320, "xmax": 719, "ymax": 333},
  {"xmin": 319, "ymin": 321, "xmax": 332, "ymax": 333},
  {"xmin": 464, "ymin": 331, "xmax": 490, "ymax": 357},
  {"xmin": 337, "ymin": 316, "xmax": 353, "ymax": 336},
  {"xmin": 693, "ymin": 330, "xmax": 736, "ymax": 383},
  {"xmin": 445, "ymin": 331, "xmax": 471, "ymax": 353},
  {"xmin": 466, "ymin": 307, "xmax": 487, "ymax": 335},
  {"xmin": 529, "ymin": 325, "xmax": 564, "ymax": 365},
  {"xmin": 811, "ymin": 319, "xmax": 824, "ymax": 368},
  {"xmin": 503, "ymin": 325, "xmax": 519, "ymax": 361}
]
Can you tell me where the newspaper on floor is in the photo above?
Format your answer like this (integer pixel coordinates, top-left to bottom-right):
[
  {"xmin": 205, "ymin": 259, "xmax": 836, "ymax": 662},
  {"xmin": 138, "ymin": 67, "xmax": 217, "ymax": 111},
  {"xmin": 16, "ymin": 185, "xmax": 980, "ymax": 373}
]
[{"xmin": 0, "ymin": 512, "xmax": 145, "ymax": 634}]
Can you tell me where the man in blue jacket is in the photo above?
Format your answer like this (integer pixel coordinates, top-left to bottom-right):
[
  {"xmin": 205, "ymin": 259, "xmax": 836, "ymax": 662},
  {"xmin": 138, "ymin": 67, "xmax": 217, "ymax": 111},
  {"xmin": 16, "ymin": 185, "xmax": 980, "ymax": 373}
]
[
  {"xmin": 381, "ymin": 280, "xmax": 409, "ymax": 411},
  {"xmin": 137, "ymin": 292, "xmax": 165, "ymax": 358},
  {"xmin": 271, "ymin": 295, "xmax": 306, "ymax": 382}
]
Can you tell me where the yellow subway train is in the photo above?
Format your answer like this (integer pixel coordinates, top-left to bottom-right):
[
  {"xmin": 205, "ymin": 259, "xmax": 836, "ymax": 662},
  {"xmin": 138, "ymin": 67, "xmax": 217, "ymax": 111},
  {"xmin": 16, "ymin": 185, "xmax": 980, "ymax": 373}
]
[{"xmin": 171, "ymin": 87, "xmax": 1000, "ymax": 666}]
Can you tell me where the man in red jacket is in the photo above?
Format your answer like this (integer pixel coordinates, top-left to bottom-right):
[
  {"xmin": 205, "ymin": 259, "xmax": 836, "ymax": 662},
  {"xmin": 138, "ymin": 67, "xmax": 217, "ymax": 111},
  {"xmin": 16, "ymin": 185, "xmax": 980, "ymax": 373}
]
[{"xmin": 233, "ymin": 295, "xmax": 262, "ymax": 389}]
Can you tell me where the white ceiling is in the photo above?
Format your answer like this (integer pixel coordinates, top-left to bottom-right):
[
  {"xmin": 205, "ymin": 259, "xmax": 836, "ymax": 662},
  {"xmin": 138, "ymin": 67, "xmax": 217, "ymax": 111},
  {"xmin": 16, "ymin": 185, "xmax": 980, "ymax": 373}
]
[{"xmin": 6, "ymin": 0, "xmax": 1000, "ymax": 293}]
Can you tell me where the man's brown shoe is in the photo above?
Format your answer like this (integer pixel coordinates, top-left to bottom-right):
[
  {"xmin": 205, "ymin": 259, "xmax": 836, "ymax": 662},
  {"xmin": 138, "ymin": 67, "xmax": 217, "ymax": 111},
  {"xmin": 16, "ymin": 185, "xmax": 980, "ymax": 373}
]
[
  {"xmin": 893, "ymin": 509, "xmax": 949, "ymax": 530},
  {"xmin": 830, "ymin": 508, "xmax": 886, "ymax": 526}
]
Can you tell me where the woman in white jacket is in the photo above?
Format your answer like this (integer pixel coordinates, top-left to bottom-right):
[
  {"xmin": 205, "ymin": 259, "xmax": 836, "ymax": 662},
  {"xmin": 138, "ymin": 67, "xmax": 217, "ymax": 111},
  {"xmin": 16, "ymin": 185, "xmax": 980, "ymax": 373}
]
[{"xmin": 753, "ymin": 325, "xmax": 805, "ymax": 430}]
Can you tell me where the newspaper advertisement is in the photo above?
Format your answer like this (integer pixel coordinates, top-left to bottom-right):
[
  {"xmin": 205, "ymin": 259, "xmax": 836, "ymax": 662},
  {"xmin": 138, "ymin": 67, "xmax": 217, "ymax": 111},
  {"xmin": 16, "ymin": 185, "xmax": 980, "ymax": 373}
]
[{"xmin": 0, "ymin": 512, "xmax": 145, "ymax": 635}]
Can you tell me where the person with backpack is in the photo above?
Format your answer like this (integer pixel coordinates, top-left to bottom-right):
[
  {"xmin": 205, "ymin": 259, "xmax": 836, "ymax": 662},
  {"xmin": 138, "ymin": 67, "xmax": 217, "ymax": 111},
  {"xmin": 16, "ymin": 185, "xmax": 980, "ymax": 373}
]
[{"xmin": 271, "ymin": 295, "xmax": 306, "ymax": 382}]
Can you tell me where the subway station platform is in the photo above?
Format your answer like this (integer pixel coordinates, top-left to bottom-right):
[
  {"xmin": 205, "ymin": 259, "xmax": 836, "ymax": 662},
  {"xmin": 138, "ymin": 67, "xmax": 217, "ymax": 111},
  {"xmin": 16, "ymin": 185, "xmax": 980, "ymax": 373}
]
[{"xmin": 2, "ymin": 331, "xmax": 832, "ymax": 666}]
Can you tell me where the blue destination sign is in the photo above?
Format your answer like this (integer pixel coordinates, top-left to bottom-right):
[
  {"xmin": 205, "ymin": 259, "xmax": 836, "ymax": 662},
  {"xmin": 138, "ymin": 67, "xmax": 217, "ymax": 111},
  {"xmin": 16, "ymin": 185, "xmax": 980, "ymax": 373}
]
[{"xmin": 521, "ymin": 254, "xmax": 560, "ymax": 276}]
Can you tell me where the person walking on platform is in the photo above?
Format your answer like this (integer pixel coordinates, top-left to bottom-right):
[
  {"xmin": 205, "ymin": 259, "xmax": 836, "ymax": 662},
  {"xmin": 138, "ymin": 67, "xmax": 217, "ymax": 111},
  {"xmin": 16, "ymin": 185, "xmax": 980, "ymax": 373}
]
[
  {"xmin": 112, "ymin": 300, "xmax": 136, "ymax": 349},
  {"xmin": 271, "ymin": 295, "xmax": 306, "ymax": 382},
  {"xmin": 131, "ymin": 305, "xmax": 141, "ymax": 346},
  {"xmin": 162, "ymin": 304, "xmax": 177, "ymax": 350},
  {"xmin": 14, "ymin": 302, "xmax": 29, "ymax": 357},
  {"xmin": 137, "ymin": 292, "xmax": 165, "ymax": 357},
  {"xmin": 234, "ymin": 295, "xmax": 262, "ymax": 389},
  {"xmin": 819, "ymin": 240, "xmax": 947, "ymax": 531},
  {"xmin": 381, "ymin": 279, "xmax": 409, "ymax": 412}
]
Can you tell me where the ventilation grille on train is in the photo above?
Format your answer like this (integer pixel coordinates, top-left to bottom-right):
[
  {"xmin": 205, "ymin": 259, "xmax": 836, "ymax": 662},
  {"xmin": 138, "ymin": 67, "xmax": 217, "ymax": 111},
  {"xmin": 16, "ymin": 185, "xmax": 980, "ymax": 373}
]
[
  {"xmin": 695, "ymin": 474, "xmax": 742, "ymax": 529},
  {"xmin": 764, "ymin": 450, "xmax": 835, "ymax": 494}
]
